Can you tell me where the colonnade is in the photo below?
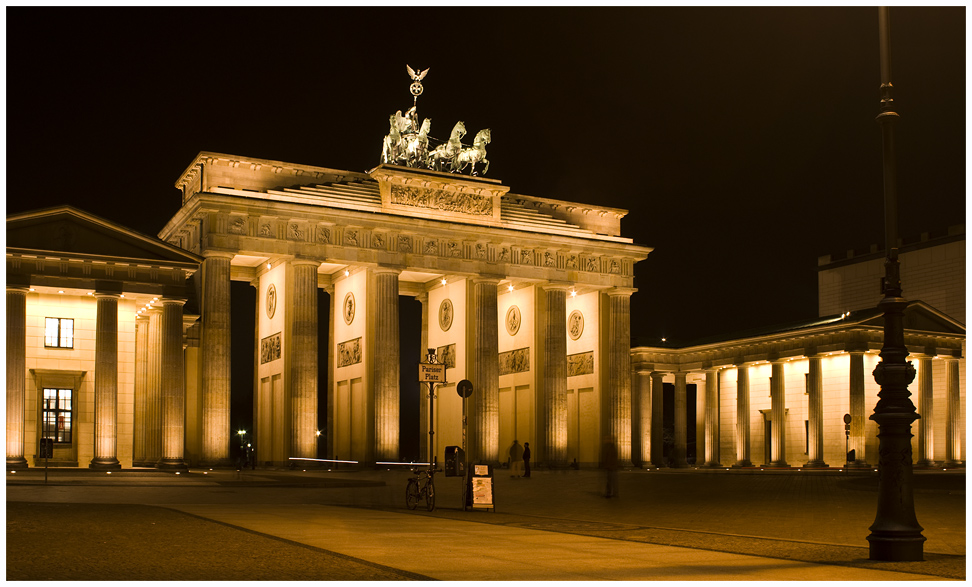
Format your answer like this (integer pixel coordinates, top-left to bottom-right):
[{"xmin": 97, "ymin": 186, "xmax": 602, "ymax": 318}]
[
  {"xmin": 194, "ymin": 256, "xmax": 634, "ymax": 466},
  {"xmin": 6, "ymin": 285, "xmax": 187, "ymax": 470},
  {"xmin": 633, "ymin": 351, "xmax": 962, "ymax": 469}
]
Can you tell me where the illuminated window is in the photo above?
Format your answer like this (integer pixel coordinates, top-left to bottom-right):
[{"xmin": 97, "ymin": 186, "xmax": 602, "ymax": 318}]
[
  {"xmin": 44, "ymin": 318, "xmax": 74, "ymax": 349},
  {"xmin": 42, "ymin": 388, "xmax": 73, "ymax": 444}
]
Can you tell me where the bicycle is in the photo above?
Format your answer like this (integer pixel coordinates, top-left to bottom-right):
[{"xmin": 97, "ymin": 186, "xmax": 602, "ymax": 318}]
[{"xmin": 405, "ymin": 464, "xmax": 436, "ymax": 512}]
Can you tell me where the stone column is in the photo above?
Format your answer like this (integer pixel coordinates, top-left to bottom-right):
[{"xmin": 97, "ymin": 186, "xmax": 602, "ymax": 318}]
[
  {"xmin": 604, "ymin": 289, "xmax": 633, "ymax": 466},
  {"xmin": 704, "ymin": 369, "xmax": 721, "ymax": 467},
  {"xmin": 805, "ymin": 356, "xmax": 827, "ymax": 467},
  {"xmin": 90, "ymin": 292, "xmax": 121, "ymax": 470},
  {"xmin": 542, "ymin": 285, "xmax": 568, "ymax": 467},
  {"xmin": 915, "ymin": 357, "xmax": 935, "ymax": 466},
  {"xmin": 634, "ymin": 369, "xmax": 651, "ymax": 468},
  {"xmin": 734, "ymin": 364, "xmax": 752, "ymax": 467},
  {"xmin": 371, "ymin": 267, "xmax": 400, "ymax": 462},
  {"xmin": 145, "ymin": 311, "xmax": 162, "ymax": 464},
  {"xmin": 469, "ymin": 278, "xmax": 500, "ymax": 463},
  {"xmin": 695, "ymin": 377, "xmax": 705, "ymax": 466},
  {"xmin": 158, "ymin": 298, "xmax": 187, "ymax": 470},
  {"xmin": 650, "ymin": 372, "xmax": 665, "ymax": 467},
  {"xmin": 944, "ymin": 357, "xmax": 963, "ymax": 466},
  {"xmin": 769, "ymin": 359, "xmax": 788, "ymax": 467},
  {"xmin": 416, "ymin": 292, "xmax": 429, "ymax": 463},
  {"xmin": 848, "ymin": 350, "xmax": 870, "ymax": 467},
  {"xmin": 673, "ymin": 372, "xmax": 688, "ymax": 467},
  {"xmin": 6, "ymin": 286, "xmax": 28, "ymax": 469},
  {"xmin": 325, "ymin": 284, "xmax": 336, "ymax": 460},
  {"xmin": 415, "ymin": 292, "xmax": 429, "ymax": 461},
  {"xmin": 288, "ymin": 261, "xmax": 320, "ymax": 460},
  {"xmin": 132, "ymin": 315, "xmax": 150, "ymax": 466},
  {"xmin": 201, "ymin": 254, "xmax": 233, "ymax": 465}
]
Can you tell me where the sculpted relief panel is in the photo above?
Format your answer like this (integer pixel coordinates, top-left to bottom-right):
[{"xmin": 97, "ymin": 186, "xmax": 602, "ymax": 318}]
[
  {"xmin": 499, "ymin": 348, "xmax": 530, "ymax": 376},
  {"xmin": 390, "ymin": 184, "xmax": 493, "ymax": 217}
]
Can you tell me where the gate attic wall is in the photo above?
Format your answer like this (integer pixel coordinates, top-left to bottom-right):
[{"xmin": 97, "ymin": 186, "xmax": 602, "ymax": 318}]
[{"xmin": 161, "ymin": 153, "xmax": 652, "ymax": 466}]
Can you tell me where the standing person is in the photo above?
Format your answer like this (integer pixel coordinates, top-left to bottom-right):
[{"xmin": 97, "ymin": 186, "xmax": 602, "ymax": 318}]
[
  {"xmin": 522, "ymin": 442, "xmax": 531, "ymax": 478},
  {"xmin": 602, "ymin": 435, "xmax": 619, "ymax": 497},
  {"xmin": 509, "ymin": 440, "xmax": 523, "ymax": 477}
]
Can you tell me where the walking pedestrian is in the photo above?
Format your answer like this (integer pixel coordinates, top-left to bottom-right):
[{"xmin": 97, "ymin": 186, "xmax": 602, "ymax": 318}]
[
  {"xmin": 523, "ymin": 442, "xmax": 531, "ymax": 477},
  {"xmin": 509, "ymin": 440, "xmax": 523, "ymax": 477}
]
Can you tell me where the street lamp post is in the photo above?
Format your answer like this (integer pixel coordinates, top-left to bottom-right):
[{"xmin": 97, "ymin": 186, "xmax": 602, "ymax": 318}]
[{"xmin": 866, "ymin": 6, "xmax": 924, "ymax": 561}]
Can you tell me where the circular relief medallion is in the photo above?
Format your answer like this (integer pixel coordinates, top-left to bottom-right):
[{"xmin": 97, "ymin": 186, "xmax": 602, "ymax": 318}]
[
  {"xmin": 343, "ymin": 292, "xmax": 355, "ymax": 325},
  {"xmin": 438, "ymin": 299, "xmax": 454, "ymax": 332},
  {"xmin": 568, "ymin": 310, "xmax": 584, "ymax": 341},
  {"xmin": 266, "ymin": 284, "xmax": 277, "ymax": 319},
  {"xmin": 506, "ymin": 305, "xmax": 522, "ymax": 336}
]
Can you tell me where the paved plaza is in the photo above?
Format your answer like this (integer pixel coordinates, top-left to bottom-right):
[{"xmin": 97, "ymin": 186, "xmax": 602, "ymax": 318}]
[{"xmin": 6, "ymin": 466, "xmax": 965, "ymax": 581}]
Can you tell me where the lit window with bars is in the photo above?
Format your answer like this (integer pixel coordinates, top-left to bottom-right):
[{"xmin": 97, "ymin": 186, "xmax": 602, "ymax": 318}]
[
  {"xmin": 44, "ymin": 318, "xmax": 74, "ymax": 348},
  {"xmin": 42, "ymin": 388, "xmax": 72, "ymax": 444}
]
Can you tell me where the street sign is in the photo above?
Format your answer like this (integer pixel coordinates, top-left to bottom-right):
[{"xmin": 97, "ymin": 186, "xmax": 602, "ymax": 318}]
[
  {"xmin": 457, "ymin": 379, "xmax": 473, "ymax": 398},
  {"xmin": 419, "ymin": 362, "xmax": 446, "ymax": 383}
]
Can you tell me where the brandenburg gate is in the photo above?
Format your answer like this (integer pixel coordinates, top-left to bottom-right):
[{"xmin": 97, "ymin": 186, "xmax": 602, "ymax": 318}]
[{"xmin": 161, "ymin": 151, "xmax": 650, "ymax": 468}]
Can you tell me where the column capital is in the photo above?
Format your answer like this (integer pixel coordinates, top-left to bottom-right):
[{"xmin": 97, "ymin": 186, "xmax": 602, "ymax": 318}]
[
  {"xmin": 94, "ymin": 291, "xmax": 122, "ymax": 300},
  {"xmin": 202, "ymin": 251, "xmax": 236, "ymax": 261},
  {"xmin": 540, "ymin": 281, "xmax": 573, "ymax": 292},
  {"xmin": 161, "ymin": 296, "xmax": 188, "ymax": 307},
  {"xmin": 371, "ymin": 265, "xmax": 403, "ymax": 276},
  {"xmin": 291, "ymin": 258, "xmax": 323, "ymax": 268},
  {"xmin": 6, "ymin": 284, "xmax": 30, "ymax": 294},
  {"xmin": 605, "ymin": 286, "xmax": 637, "ymax": 298},
  {"xmin": 471, "ymin": 276, "xmax": 503, "ymax": 286}
]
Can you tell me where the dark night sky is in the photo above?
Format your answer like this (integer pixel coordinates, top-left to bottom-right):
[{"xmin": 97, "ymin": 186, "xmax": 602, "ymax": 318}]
[{"xmin": 6, "ymin": 6, "xmax": 966, "ymax": 345}]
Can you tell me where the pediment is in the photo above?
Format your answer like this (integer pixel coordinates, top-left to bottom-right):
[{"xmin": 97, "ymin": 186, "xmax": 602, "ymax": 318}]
[
  {"xmin": 856, "ymin": 301, "xmax": 965, "ymax": 335},
  {"xmin": 7, "ymin": 206, "xmax": 200, "ymax": 265}
]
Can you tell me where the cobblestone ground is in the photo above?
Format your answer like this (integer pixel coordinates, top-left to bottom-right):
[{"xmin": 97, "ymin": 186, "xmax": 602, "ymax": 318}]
[{"xmin": 6, "ymin": 502, "xmax": 428, "ymax": 581}]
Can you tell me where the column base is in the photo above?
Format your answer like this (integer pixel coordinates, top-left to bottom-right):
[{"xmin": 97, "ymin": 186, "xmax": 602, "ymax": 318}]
[
  {"xmin": 914, "ymin": 460, "xmax": 940, "ymax": 469},
  {"xmin": 89, "ymin": 458, "xmax": 122, "ymax": 470},
  {"xmin": 7, "ymin": 457, "xmax": 28, "ymax": 470},
  {"xmin": 943, "ymin": 460, "xmax": 965, "ymax": 468},
  {"xmin": 157, "ymin": 458, "xmax": 189, "ymax": 471},
  {"xmin": 765, "ymin": 461, "xmax": 789, "ymax": 468},
  {"xmin": 732, "ymin": 460, "xmax": 753, "ymax": 468},
  {"xmin": 867, "ymin": 533, "xmax": 926, "ymax": 561},
  {"xmin": 703, "ymin": 462, "xmax": 723, "ymax": 468},
  {"xmin": 803, "ymin": 460, "xmax": 829, "ymax": 468}
]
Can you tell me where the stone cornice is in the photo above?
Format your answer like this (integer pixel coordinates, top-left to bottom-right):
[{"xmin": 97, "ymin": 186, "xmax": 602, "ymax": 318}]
[{"xmin": 632, "ymin": 322, "xmax": 964, "ymax": 373}]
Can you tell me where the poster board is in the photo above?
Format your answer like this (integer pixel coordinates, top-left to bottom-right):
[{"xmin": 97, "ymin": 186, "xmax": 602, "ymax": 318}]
[{"xmin": 466, "ymin": 464, "xmax": 495, "ymax": 511}]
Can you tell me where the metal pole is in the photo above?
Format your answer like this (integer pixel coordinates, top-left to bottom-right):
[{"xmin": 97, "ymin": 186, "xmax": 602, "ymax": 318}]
[
  {"xmin": 44, "ymin": 398, "xmax": 49, "ymax": 484},
  {"xmin": 867, "ymin": 6, "xmax": 924, "ymax": 561},
  {"xmin": 427, "ymin": 349, "xmax": 436, "ymax": 467}
]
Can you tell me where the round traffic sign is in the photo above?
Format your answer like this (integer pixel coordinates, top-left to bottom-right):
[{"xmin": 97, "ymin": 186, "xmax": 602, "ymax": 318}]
[{"xmin": 457, "ymin": 379, "xmax": 473, "ymax": 398}]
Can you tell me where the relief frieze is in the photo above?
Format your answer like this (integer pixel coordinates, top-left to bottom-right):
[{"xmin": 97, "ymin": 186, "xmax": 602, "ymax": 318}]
[
  {"xmin": 398, "ymin": 235, "xmax": 412, "ymax": 253},
  {"xmin": 390, "ymin": 184, "xmax": 493, "ymax": 217},
  {"xmin": 229, "ymin": 217, "xmax": 248, "ymax": 235},
  {"xmin": 499, "ymin": 347, "xmax": 530, "ymax": 375},
  {"xmin": 567, "ymin": 351, "xmax": 594, "ymax": 377},
  {"xmin": 436, "ymin": 343, "xmax": 456, "ymax": 369},
  {"xmin": 317, "ymin": 226, "xmax": 331, "ymax": 244},
  {"xmin": 338, "ymin": 337, "xmax": 362, "ymax": 367},
  {"xmin": 260, "ymin": 333, "xmax": 282, "ymax": 364}
]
